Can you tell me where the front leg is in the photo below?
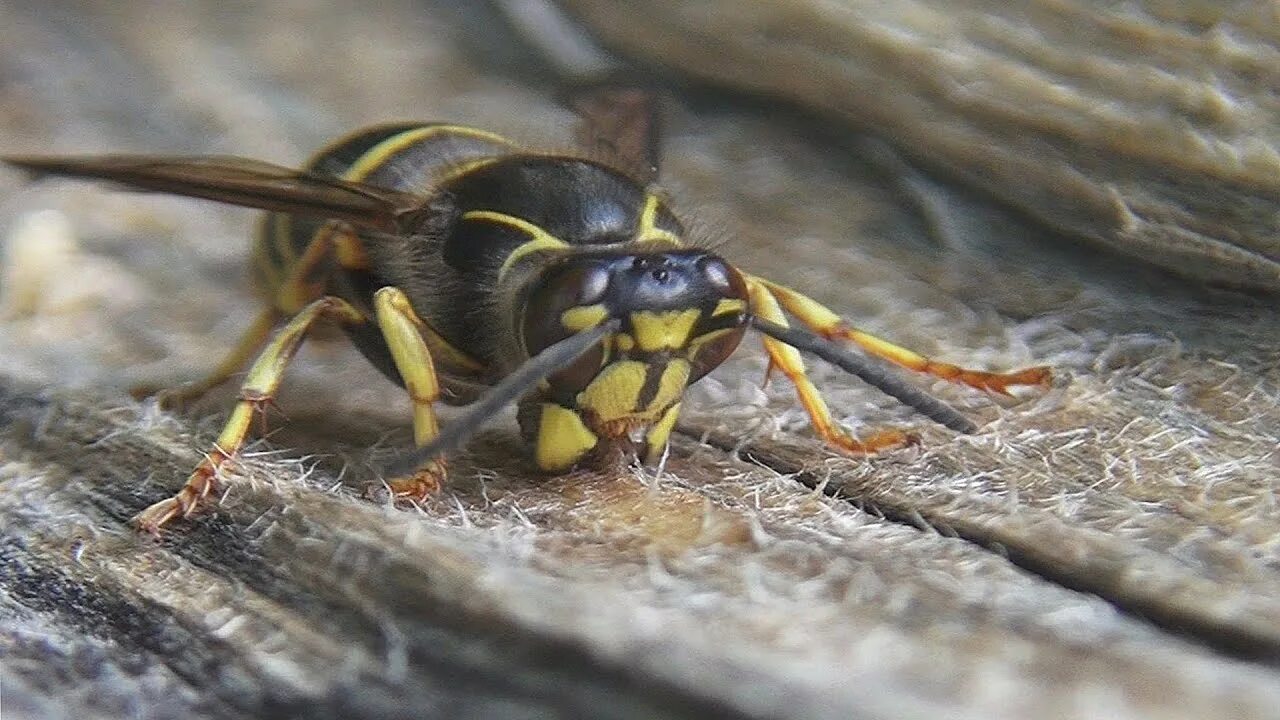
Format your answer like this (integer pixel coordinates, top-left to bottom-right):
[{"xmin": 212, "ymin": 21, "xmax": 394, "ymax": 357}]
[
  {"xmin": 752, "ymin": 276, "xmax": 1050, "ymax": 394},
  {"xmin": 745, "ymin": 278, "xmax": 914, "ymax": 454}
]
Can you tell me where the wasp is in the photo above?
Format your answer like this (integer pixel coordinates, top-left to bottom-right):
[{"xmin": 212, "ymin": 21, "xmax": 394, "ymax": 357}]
[{"xmin": 3, "ymin": 89, "xmax": 1049, "ymax": 533}]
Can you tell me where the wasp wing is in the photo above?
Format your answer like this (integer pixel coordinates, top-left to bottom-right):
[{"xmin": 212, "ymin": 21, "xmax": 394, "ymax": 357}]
[
  {"xmin": 2, "ymin": 154, "xmax": 426, "ymax": 234},
  {"xmin": 568, "ymin": 85, "xmax": 662, "ymax": 183}
]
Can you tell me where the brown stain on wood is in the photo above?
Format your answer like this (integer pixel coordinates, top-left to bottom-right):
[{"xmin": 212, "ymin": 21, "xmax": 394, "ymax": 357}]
[{"xmin": 542, "ymin": 467, "xmax": 755, "ymax": 558}]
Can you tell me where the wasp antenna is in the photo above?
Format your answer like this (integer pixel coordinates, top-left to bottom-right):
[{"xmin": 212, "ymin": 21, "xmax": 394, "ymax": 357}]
[
  {"xmin": 748, "ymin": 316, "xmax": 979, "ymax": 434},
  {"xmin": 390, "ymin": 318, "xmax": 622, "ymax": 475}
]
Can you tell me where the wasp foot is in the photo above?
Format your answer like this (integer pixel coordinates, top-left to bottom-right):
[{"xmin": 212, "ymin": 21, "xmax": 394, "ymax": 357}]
[
  {"xmin": 383, "ymin": 460, "xmax": 446, "ymax": 504},
  {"xmin": 134, "ymin": 452, "xmax": 226, "ymax": 534}
]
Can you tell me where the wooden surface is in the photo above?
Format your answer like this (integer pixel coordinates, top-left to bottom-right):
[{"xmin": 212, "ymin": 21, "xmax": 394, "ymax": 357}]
[
  {"xmin": 559, "ymin": 0, "xmax": 1280, "ymax": 292},
  {"xmin": 1, "ymin": 2, "xmax": 1279, "ymax": 719}
]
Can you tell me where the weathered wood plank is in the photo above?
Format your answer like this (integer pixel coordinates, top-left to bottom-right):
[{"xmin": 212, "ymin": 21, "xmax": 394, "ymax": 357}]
[
  {"xmin": 677, "ymin": 332, "xmax": 1280, "ymax": 660},
  {"xmin": 557, "ymin": 0, "xmax": 1280, "ymax": 291},
  {"xmin": 4, "ymin": 383, "xmax": 1280, "ymax": 720}
]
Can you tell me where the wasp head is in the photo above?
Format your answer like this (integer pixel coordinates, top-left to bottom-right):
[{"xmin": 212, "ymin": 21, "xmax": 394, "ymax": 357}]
[{"xmin": 520, "ymin": 250, "xmax": 749, "ymax": 399}]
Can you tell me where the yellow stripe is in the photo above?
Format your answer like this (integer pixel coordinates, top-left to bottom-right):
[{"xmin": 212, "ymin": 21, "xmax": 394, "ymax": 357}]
[
  {"xmin": 687, "ymin": 327, "xmax": 735, "ymax": 355},
  {"xmin": 460, "ymin": 210, "xmax": 571, "ymax": 280},
  {"xmin": 636, "ymin": 194, "xmax": 682, "ymax": 247},
  {"xmin": 343, "ymin": 125, "xmax": 510, "ymax": 182},
  {"xmin": 560, "ymin": 304, "xmax": 610, "ymax": 332}
]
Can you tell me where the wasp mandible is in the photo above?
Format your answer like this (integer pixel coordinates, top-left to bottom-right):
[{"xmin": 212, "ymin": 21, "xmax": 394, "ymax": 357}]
[{"xmin": 3, "ymin": 89, "xmax": 1049, "ymax": 533}]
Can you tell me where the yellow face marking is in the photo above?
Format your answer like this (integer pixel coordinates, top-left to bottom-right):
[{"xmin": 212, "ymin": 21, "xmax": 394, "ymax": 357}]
[
  {"xmin": 461, "ymin": 210, "xmax": 571, "ymax": 281},
  {"xmin": 343, "ymin": 125, "xmax": 511, "ymax": 181},
  {"xmin": 630, "ymin": 310, "xmax": 702, "ymax": 352},
  {"xmin": 636, "ymin": 194, "xmax": 682, "ymax": 247},
  {"xmin": 535, "ymin": 403, "xmax": 599, "ymax": 471},
  {"xmin": 644, "ymin": 402, "xmax": 682, "ymax": 462},
  {"xmin": 577, "ymin": 360, "xmax": 649, "ymax": 424},
  {"xmin": 649, "ymin": 359, "xmax": 691, "ymax": 413},
  {"xmin": 560, "ymin": 304, "xmax": 610, "ymax": 332},
  {"xmin": 712, "ymin": 298, "xmax": 746, "ymax": 317}
]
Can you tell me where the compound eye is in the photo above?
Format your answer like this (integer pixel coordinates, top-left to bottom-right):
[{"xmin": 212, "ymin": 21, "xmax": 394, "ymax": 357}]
[
  {"xmin": 576, "ymin": 264, "xmax": 610, "ymax": 304},
  {"xmin": 697, "ymin": 256, "xmax": 733, "ymax": 291}
]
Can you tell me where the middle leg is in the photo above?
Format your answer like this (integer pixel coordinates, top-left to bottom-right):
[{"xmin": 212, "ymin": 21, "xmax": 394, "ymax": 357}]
[{"xmin": 372, "ymin": 286, "xmax": 451, "ymax": 501}]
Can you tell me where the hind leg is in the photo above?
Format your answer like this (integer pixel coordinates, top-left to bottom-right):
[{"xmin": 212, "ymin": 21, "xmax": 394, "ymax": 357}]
[
  {"xmin": 130, "ymin": 309, "xmax": 279, "ymax": 409},
  {"xmin": 134, "ymin": 296, "xmax": 365, "ymax": 533}
]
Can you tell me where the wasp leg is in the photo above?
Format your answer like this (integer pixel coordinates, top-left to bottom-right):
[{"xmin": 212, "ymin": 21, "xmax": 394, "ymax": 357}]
[
  {"xmin": 134, "ymin": 296, "xmax": 366, "ymax": 533},
  {"xmin": 132, "ymin": 221, "xmax": 338, "ymax": 409},
  {"xmin": 131, "ymin": 309, "xmax": 279, "ymax": 409},
  {"xmin": 745, "ymin": 278, "xmax": 914, "ymax": 454},
  {"xmin": 752, "ymin": 277, "xmax": 1050, "ymax": 394},
  {"xmin": 372, "ymin": 286, "xmax": 448, "ymax": 501}
]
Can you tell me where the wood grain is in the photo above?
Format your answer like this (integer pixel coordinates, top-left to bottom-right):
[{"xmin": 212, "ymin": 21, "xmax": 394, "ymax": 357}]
[{"xmin": 558, "ymin": 0, "xmax": 1280, "ymax": 291}]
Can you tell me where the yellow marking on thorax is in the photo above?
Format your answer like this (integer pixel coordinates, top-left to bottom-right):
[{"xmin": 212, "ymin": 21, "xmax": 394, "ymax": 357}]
[
  {"xmin": 461, "ymin": 210, "xmax": 571, "ymax": 281},
  {"xmin": 636, "ymin": 194, "xmax": 682, "ymax": 247},
  {"xmin": 631, "ymin": 310, "xmax": 702, "ymax": 352},
  {"xmin": 343, "ymin": 125, "xmax": 511, "ymax": 182},
  {"xmin": 577, "ymin": 360, "xmax": 649, "ymax": 424},
  {"xmin": 560, "ymin": 304, "xmax": 610, "ymax": 332},
  {"xmin": 535, "ymin": 404, "xmax": 599, "ymax": 471}
]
